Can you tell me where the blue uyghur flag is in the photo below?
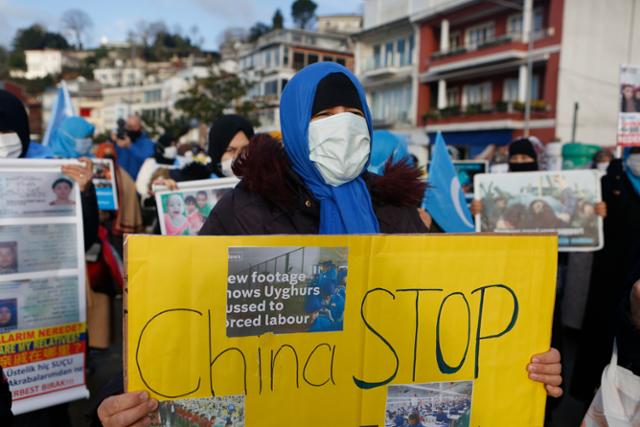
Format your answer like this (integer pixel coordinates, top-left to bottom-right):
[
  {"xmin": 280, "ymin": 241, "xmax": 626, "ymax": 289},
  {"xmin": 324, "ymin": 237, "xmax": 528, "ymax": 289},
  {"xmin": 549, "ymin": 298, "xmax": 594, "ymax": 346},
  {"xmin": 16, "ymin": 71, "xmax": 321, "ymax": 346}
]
[
  {"xmin": 423, "ymin": 132, "xmax": 475, "ymax": 232},
  {"xmin": 42, "ymin": 81, "xmax": 76, "ymax": 146}
]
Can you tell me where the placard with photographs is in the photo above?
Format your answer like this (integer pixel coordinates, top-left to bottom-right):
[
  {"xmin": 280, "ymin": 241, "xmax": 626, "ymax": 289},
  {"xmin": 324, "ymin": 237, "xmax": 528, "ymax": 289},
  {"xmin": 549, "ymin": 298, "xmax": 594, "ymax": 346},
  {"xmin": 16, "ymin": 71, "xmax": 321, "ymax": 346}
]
[
  {"xmin": 618, "ymin": 64, "xmax": 640, "ymax": 146},
  {"xmin": 474, "ymin": 170, "xmax": 604, "ymax": 251},
  {"xmin": 154, "ymin": 177, "xmax": 239, "ymax": 236},
  {"xmin": 92, "ymin": 158, "xmax": 118, "ymax": 211},
  {"xmin": 0, "ymin": 159, "xmax": 89, "ymax": 414}
]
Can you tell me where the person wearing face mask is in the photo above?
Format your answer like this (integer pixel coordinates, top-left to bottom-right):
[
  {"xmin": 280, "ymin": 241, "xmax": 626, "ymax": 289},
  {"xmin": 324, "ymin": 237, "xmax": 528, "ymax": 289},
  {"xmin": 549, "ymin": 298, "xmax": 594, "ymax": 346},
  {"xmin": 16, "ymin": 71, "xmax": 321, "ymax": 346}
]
[
  {"xmin": 592, "ymin": 149, "xmax": 614, "ymax": 173},
  {"xmin": 572, "ymin": 147, "xmax": 640, "ymax": 404},
  {"xmin": 151, "ymin": 115, "xmax": 255, "ymax": 191},
  {"xmin": 0, "ymin": 89, "xmax": 52, "ymax": 159},
  {"xmin": 135, "ymin": 132, "xmax": 179, "ymax": 200},
  {"xmin": 112, "ymin": 114, "xmax": 156, "ymax": 180},
  {"xmin": 93, "ymin": 63, "xmax": 564, "ymax": 426}
]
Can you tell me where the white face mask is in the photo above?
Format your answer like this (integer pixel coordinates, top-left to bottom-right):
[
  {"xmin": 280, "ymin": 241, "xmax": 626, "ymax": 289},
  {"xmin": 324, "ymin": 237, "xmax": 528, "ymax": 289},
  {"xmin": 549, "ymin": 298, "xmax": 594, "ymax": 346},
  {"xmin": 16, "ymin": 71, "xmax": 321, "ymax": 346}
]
[
  {"xmin": 627, "ymin": 154, "xmax": 640, "ymax": 177},
  {"xmin": 0, "ymin": 132, "xmax": 23, "ymax": 158},
  {"xmin": 308, "ymin": 112, "xmax": 370, "ymax": 187},
  {"xmin": 74, "ymin": 137, "xmax": 93, "ymax": 155},
  {"xmin": 220, "ymin": 158, "xmax": 236, "ymax": 177},
  {"xmin": 163, "ymin": 146, "xmax": 177, "ymax": 159},
  {"xmin": 596, "ymin": 162, "xmax": 609, "ymax": 172}
]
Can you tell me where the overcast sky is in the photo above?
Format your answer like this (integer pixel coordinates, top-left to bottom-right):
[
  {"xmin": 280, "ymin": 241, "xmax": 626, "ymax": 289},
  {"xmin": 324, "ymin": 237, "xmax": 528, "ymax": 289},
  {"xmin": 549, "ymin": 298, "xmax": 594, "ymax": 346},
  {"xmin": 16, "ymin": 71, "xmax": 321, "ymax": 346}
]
[{"xmin": 0, "ymin": 0, "xmax": 363, "ymax": 50}]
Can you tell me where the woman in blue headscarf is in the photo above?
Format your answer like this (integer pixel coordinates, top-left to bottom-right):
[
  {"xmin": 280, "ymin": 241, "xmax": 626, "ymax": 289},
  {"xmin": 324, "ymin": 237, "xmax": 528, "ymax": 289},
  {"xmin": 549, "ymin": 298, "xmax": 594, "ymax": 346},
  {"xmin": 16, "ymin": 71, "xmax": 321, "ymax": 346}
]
[{"xmin": 95, "ymin": 63, "xmax": 563, "ymax": 425}]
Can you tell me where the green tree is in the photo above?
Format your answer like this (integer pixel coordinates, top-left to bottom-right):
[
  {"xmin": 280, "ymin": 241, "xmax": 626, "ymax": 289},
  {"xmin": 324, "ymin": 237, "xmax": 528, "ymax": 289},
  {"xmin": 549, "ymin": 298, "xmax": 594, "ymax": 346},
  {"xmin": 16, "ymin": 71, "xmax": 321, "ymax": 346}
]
[
  {"xmin": 140, "ymin": 109, "xmax": 191, "ymax": 140},
  {"xmin": 248, "ymin": 22, "xmax": 271, "ymax": 42},
  {"xmin": 0, "ymin": 47, "xmax": 9, "ymax": 78},
  {"xmin": 291, "ymin": 0, "xmax": 317, "ymax": 30},
  {"xmin": 272, "ymin": 9, "xmax": 284, "ymax": 30},
  {"xmin": 12, "ymin": 24, "xmax": 69, "ymax": 51},
  {"xmin": 174, "ymin": 70, "xmax": 253, "ymax": 125}
]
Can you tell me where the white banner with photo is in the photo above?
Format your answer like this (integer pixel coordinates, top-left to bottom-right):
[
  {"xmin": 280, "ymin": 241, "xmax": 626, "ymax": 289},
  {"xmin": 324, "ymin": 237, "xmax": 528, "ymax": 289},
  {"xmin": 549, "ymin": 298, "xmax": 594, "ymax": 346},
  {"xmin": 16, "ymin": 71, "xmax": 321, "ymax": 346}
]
[
  {"xmin": 154, "ymin": 177, "xmax": 239, "ymax": 236},
  {"xmin": 618, "ymin": 65, "xmax": 640, "ymax": 146},
  {"xmin": 474, "ymin": 170, "xmax": 604, "ymax": 252},
  {"xmin": 0, "ymin": 159, "xmax": 89, "ymax": 415}
]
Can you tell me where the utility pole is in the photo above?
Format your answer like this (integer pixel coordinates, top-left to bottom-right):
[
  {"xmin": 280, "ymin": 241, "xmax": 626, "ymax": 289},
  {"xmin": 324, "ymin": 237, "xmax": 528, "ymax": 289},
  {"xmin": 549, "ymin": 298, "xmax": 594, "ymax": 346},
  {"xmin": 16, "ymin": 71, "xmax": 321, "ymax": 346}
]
[{"xmin": 571, "ymin": 102, "xmax": 579, "ymax": 142}]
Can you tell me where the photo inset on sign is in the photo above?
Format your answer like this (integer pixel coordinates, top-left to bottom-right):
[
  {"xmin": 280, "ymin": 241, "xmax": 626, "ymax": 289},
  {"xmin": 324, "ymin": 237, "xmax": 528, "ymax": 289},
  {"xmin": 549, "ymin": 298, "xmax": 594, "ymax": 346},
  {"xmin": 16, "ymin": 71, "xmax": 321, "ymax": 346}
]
[
  {"xmin": 226, "ymin": 246, "xmax": 348, "ymax": 337},
  {"xmin": 154, "ymin": 395, "xmax": 244, "ymax": 427},
  {"xmin": 385, "ymin": 381, "xmax": 473, "ymax": 427}
]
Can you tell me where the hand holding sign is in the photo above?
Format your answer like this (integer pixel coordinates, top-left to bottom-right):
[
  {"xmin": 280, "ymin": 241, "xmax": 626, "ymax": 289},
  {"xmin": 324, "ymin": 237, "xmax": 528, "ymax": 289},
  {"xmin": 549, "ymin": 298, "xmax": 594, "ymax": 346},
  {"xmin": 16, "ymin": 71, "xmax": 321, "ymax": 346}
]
[{"xmin": 97, "ymin": 391, "xmax": 158, "ymax": 427}]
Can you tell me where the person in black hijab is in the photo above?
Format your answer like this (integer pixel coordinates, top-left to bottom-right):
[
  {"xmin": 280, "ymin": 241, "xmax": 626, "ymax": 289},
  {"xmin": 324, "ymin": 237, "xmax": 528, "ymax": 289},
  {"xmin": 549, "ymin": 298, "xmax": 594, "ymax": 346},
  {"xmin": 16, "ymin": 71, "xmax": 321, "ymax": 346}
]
[
  {"xmin": 0, "ymin": 89, "xmax": 31, "ymax": 158},
  {"xmin": 507, "ymin": 137, "xmax": 539, "ymax": 172},
  {"xmin": 168, "ymin": 114, "xmax": 254, "ymax": 182}
]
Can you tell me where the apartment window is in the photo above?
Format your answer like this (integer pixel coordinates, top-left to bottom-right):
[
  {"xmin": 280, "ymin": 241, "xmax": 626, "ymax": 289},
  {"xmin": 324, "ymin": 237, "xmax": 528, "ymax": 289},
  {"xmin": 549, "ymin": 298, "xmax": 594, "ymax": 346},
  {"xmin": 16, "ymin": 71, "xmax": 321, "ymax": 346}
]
[
  {"xmin": 463, "ymin": 82, "xmax": 492, "ymax": 106},
  {"xmin": 283, "ymin": 47, "xmax": 289, "ymax": 67},
  {"xmin": 280, "ymin": 79, "xmax": 288, "ymax": 94},
  {"xmin": 264, "ymin": 80, "xmax": 278, "ymax": 96},
  {"xmin": 446, "ymin": 87, "xmax": 460, "ymax": 107},
  {"xmin": 530, "ymin": 74, "xmax": 540, "ymax": 99},
  {"xmin": 373, "ymin": 44, "xmax": 381, "ymax": 68},
  {"xmin": 385, "ymin": 41, "xmax": 394, "ymax": 67},
  {"xmin": 323, "ymin": 55, "xmax": 333, "ymax": 62},
  {"xmin": 292, "ymin": 52, "xmax": 305, "ymax": 70},
  {"xmin": 266, "ymin": 51, "xmax": 272, "ymax": 68},
  {"xmin": 336, "ymin": 57, "xmax": 346, "ymax": 66},
  {"xmin": 370, "ymin": 83, "xmax": 411, "ymax": 123},
  {"xmin": 144, "ymin": 89, "xmax": 161, "ymax": 103},
  {"xmin": 465, "ymin": 22, "xmax": 495, "ymax": 49},
  {"xmin": 507, "ymin": 9, "xmax": 545, "ymax": 36},
  {"xmin": 308, "ymin": 53, "xmax": 319, "ymax": 65},
  {"xmin": 397, "ymin": 38, "xmax": 407, "ymax": 66},
  {"xmin": 503, "ymin": 78, "xmax": 519, "ymax": 102},
  {"xmin": 449, "ymin": 31, "xmax": 461, "ymax": 50},
  {"xmin": 274, "ymin": 48, "xmax": 280, "ymax": 67},
  {"xmin": 408, "ymin": 35, "xmax": 415, "ymax": 64}
]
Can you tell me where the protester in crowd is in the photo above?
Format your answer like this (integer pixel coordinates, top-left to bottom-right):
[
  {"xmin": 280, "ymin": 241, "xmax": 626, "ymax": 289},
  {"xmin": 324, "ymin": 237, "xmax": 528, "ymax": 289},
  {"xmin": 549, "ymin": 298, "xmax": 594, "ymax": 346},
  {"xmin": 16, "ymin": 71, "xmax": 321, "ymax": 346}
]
[
  {"xmin": 95, "ymin": 64, "xmax": 563, "ymax": 427},
  {"xmin": 593, "ymin": 149, "xmax": 614, "ymax": 172},
  {"xmin": 112, "ymin": 114, "xmax": 155, "ymax": 180},
  {"xmin": 0, "ymin": 367, "xmax": 11, "ymax": 426},
  {"xmin": 572, "ymin": 147, "xmax": 640, "ymax": 402},
  {"xmin": 135, "ymin": 132, "xmax": 178, "ymax": 201},
  {"xmin": 153, "ymin": 115, "xmax": 255, "ymax": 190},
  {"xmin": 95, "ymin": 142, "xmax": 144, "ymax": 244},
  {"xmin": 0, "ymin": 89, "xmax": 52, "ymax": 159}
]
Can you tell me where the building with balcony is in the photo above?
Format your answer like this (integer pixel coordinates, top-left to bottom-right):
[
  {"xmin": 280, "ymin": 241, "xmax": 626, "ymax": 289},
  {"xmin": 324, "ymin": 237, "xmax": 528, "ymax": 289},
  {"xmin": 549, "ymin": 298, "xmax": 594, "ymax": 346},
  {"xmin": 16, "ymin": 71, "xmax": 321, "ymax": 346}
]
[
  {"xmin": 414, "ymin": 0, "xmax": 640, "ymax": 155},
  {"xmin": 353, "ymin": 0, "xmax": 429, "ymax": 148},
  {"xmin": 232, "ymin": 27, "xmax": 356, "ymax": 131}
]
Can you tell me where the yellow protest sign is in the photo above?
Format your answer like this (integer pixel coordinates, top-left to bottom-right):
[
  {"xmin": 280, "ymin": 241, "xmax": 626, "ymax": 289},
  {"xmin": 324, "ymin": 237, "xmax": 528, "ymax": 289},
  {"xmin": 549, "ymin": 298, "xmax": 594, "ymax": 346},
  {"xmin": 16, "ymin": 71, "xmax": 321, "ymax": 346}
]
[{"xmin": 125, "ymin": 234, "xmax": 556, "ymax": 427}]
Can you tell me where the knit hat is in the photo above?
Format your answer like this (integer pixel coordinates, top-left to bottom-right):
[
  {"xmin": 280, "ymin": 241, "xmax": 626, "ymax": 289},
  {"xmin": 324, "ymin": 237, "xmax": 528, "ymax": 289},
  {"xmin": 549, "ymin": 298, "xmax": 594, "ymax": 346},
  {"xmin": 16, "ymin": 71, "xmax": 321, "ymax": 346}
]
[
  {"xmin": 311, "ymin": 72, "xmax": 362, "ymax": 116},
  {"xmin": 508, "ymin": 137, "xmax": 538, "ymax": 161}
]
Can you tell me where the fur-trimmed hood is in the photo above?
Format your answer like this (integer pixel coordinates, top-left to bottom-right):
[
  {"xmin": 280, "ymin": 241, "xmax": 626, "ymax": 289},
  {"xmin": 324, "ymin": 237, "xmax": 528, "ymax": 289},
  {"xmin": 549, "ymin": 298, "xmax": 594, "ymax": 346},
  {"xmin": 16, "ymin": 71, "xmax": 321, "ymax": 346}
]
[{"xmin": 233, "ymin": 134, "xmax": 427, "ymax": 210}]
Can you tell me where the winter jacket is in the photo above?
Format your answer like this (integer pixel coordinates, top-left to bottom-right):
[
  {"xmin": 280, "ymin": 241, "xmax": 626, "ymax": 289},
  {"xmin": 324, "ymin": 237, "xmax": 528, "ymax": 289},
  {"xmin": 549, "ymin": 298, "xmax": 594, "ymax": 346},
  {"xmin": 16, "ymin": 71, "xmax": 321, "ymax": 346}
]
[{"xmin": 200, "ymin": 135, "xmax": 428, "ymax": 236}]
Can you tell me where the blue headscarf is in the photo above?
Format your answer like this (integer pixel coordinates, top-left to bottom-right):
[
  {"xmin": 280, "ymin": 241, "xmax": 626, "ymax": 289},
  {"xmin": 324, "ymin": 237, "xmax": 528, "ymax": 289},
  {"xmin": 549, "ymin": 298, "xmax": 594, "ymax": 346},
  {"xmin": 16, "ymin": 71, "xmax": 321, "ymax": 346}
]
[
  {"xmin": 279, "ymin": 62, "xmax": 380, "ymax": 234},
  {"xmin": 368, "ymin": 130, "xmax": 414, "ymax": 175},
  {"xmin": 624, "ymin": 148, "xmax": 640, "ymax": 196},
  {"xmin": 49, "ymin": 116, "xmax": 95, "ymax": 158}
]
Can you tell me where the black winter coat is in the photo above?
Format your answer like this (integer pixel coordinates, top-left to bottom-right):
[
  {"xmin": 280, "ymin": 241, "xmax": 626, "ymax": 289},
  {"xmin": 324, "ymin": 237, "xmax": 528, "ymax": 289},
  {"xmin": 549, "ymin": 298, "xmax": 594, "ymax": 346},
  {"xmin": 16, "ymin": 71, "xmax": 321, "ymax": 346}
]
[{"xmin": 572, "ymin": 159, "xmax": 640, "ymax": 400}]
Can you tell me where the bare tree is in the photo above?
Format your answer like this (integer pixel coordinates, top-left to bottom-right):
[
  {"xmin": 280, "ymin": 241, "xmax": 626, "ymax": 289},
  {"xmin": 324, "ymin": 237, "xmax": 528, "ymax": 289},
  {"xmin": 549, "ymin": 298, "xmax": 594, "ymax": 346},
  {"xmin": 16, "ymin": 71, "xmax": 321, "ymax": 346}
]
[{"xmin": 61, "ymin": 9, "xmax": 93, "ymax": 49}]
